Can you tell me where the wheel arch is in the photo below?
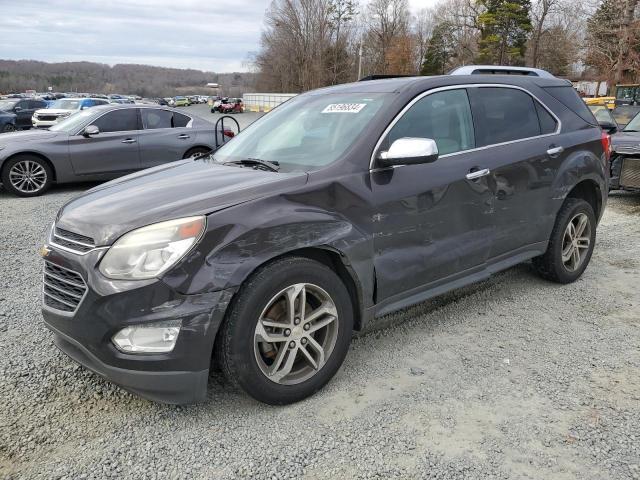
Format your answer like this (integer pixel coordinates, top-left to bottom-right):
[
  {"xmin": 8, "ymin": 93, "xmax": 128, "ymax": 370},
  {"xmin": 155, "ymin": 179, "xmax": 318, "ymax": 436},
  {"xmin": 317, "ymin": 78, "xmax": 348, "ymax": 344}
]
[
  {"xmin": 182, "ymin": 145, "xmax": 212, "ymax": 159},
  {"xmin": 1, "ymin": 151, "xmax": 57, "ymax": 181},
  {"xmin": 565, "ymin": 179, "xmax": 602, "ymax": 220}
]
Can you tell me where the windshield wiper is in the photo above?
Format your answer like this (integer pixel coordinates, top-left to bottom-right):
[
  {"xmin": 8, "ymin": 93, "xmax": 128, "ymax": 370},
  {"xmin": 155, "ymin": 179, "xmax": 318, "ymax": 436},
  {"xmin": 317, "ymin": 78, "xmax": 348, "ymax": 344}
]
[
  {"xmin": 624, "ymin": 129, "xmax": 638, "ymax": 132},
  {"xmin": 223, "ymin": 158, "xmax": 280, "ymax": 172}
]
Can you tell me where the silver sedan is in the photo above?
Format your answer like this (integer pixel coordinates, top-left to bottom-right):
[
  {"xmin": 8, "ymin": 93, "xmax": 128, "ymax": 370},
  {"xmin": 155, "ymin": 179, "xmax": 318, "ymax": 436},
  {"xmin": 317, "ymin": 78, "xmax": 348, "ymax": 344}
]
[{"xmin": 0, "ymin": 104, "xmax": 234, "ymax": 196}]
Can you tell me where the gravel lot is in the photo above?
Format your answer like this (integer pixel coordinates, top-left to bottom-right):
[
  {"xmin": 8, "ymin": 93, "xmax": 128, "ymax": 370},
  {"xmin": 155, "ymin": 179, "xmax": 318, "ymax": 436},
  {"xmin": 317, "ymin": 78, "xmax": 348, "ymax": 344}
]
[{"xmin": 0, "ymin": 177, "xmax": 638, "ymax": 478}]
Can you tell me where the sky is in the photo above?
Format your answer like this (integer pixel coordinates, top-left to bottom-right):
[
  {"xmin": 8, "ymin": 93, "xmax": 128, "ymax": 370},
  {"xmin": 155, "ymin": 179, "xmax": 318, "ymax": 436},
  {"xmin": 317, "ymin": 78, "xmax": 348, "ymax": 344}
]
[{"xmin": 0, "ymin": 0, "xmax": 435, "ymax": 72}]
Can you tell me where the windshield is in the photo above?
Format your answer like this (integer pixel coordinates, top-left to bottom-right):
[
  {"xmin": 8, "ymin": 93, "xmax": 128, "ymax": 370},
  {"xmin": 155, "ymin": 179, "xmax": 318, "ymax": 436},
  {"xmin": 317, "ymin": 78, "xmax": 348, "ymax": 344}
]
[
  {"xmin": 0, "ymin": 100, "xmax": 18, "ymax": 111},
  {"xmin": 624, "ymin": 111, "xmax": 640, "ymax": 131},
  {"xmin": 613, "ymin": 106, "xmax": 640, "ymax": 126},
  {"xmin": 589, "ymin": 106, "xmax": 615, "ymax": 124},
  {"xmin": 212, "ymin": 93, "xmax": 388, "ymax": 172},
  {"xmin": 51, "ymin": 99, "xmax": 82, "ymax": 110},
  {"xmin": 49, "ymin": 109, "xmax": 97, "ymax": 133}
]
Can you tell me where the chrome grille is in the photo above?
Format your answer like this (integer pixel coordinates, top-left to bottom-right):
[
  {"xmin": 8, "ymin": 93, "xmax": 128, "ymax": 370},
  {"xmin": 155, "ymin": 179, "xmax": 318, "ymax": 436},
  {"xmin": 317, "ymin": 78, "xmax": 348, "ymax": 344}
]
[
  {"xmin": 52, "ymin": 227, "xmax": 95, "ymax": 254},
  {"xmin": 621, "ymin": 158, "xmax": 640, "ymax": 189},
  {"xmin": 43, "ymin": 262, "xmax": 87, "ymax": 313}
]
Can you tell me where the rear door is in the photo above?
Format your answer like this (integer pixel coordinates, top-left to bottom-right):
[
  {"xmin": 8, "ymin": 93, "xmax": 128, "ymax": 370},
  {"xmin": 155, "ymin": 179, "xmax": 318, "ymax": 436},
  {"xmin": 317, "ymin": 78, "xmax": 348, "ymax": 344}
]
[
  {"xmin": 466, "ymin": 86, "xmax": 562, "ymax": 258},
  {"xmin": 14, "ymin": 100, "xmax": 33, "ymax": 128},
  {"xmin": 68, "ymin": 108, "xmax": 141, "ymax": 176},
  {"xmin": 138, "ymin": 109, "xmax": 197, "ymax": 167},
  {"xmin": 371, "ymin": 88, "xmax": 495, "ymax": 301}
]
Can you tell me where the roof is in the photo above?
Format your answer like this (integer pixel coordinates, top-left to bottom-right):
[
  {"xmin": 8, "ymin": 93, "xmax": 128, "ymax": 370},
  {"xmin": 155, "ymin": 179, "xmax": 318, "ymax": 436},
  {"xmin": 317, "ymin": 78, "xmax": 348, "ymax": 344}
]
[{"xmin": 308, "ymin": 74, "xmax": 571, "ymax": 96}]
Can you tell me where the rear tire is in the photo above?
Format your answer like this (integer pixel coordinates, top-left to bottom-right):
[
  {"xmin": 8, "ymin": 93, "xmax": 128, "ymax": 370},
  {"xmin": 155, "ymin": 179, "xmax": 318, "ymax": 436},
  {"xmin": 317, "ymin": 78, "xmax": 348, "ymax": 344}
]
[
  {"xmin": 533, "ymin": 198, "xmax": 596, "ymax": 284},
  {"xmin": 216, "ymin": 257, "xmax": 354, "ymax": 405},
  {"xmin": 1, "ymin": 155, "xmax": 53, "ymax": 197}
]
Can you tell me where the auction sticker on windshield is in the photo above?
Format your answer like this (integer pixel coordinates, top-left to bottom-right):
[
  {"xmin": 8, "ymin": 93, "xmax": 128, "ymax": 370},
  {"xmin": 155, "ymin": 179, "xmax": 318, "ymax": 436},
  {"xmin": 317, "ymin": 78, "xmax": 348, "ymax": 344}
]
[{"xmin": 322, "ymin": 103, "xmax": 367, "ymax": 113}]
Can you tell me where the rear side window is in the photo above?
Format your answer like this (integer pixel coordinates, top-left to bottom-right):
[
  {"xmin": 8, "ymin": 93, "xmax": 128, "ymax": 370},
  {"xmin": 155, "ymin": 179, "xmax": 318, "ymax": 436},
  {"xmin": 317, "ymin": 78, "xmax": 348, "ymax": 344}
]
[
  {"xmin": 543, "ymin": 86, "xmax": 597, "ymax": 125},
  {"xmin": 535, "ymin": 102, "xmax": 558, "ymax": 134},
  {"xmin": 385, "ymin": 89, "xmax": 475, "ymax": 156},
  {"xmin": 173, "ymin": 112, "xmax": 191, "ymax": 127},
  {"xmin": 142, "ymin": 109, "xmax": 173, "ymax": 129},
  {"xmin": 469, "ymin": 87, "xmax": 541, "ymax": 146}
]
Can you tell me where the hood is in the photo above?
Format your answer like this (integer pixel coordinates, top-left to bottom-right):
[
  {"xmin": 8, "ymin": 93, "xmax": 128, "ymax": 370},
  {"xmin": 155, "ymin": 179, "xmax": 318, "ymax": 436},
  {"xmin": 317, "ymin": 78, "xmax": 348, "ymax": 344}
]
[
  {"xmin": 0, "ymin": 111, "xmax": 15, "ymax": 119},
  {"xmin": 56, "ymin": 159, "xmax": 308, "ymax": 245},
  {"xmin": 0, "ymin": 128, "xmax": 62, "ymax": 143}
]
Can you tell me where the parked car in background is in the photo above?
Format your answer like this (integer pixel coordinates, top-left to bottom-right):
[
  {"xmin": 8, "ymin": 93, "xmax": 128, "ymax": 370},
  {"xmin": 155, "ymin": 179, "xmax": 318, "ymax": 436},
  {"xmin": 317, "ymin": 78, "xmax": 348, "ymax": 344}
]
[
  {"xmin": 611, "ymin": 105, "xmax": 640, "ymax": 128},
  {"xmin": 40, "ymin": 75, "xmax": 608, "ymax": 405},
  {"xmin": 0, "ymin": 98, "xmax": 47, "ymax": 129},
  {"xmin": 32, "ymin": 98, "xmax": 109, "ymax": 128},
  {"xmin": 219, "ymin": 98, "xmax": 244, "ymax": 113},
  {"xmin": 0, "ymin": 110, "xmax": 17, "ymax": 133},
  {"xmin": 0, "ymin": 104, "xmax": 234, "ymax": 196},
  {"xmin": 173, "ymin": 96, "xmax": 190, "ymax": 107},
  {"xmin": 610, "ymin": 111, "xmax": 640, "ymax": 192}
]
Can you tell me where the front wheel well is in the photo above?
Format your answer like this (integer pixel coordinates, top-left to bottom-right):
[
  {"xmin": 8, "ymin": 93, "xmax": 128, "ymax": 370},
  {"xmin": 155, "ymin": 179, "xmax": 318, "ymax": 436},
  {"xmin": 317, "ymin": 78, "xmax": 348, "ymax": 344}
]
[
  {"xmin": 566, "ymin": 180, "xmax": 601, "ymax": 219},
  {"xmin": 2, "ymin": 152, "xmax": 57, "ymax": 182},
  {"xmin": 182, "ymin": 145, "xmax": 212, "ymax": 159}
]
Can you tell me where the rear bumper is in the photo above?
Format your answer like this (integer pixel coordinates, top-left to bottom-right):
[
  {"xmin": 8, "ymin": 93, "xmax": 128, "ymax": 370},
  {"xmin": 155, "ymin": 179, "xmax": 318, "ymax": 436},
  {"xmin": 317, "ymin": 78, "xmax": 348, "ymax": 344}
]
[{"xmin": 50, "ymin": 325, "xmax": 209, "ymax": 404}]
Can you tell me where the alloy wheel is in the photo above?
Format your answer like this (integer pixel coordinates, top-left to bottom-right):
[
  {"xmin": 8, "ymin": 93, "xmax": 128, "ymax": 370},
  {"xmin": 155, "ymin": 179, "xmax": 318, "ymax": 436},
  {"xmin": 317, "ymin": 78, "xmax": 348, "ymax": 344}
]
[
  {"xmin": 253, "ymin": 283, "xmax": 339, "ymax": 385},
  {"xmin": 561, "ymin": 213, "xmax": 591, "ymax": 272},
  {"xmin": 8, "ymin": 160, "xmax": 48, "ymax": 194}
]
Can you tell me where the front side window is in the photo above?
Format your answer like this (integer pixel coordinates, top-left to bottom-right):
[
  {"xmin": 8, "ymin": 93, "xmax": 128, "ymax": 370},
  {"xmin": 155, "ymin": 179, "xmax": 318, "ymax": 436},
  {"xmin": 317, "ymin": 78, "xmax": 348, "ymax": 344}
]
[
  {"xmin": 383, "ymin": 89, "xmax": 475, "ymax": 156},
  {"xmin": 142, "ymin": 109, "xmax": 173, "ymax": 129},
  {"xmin": 92, "ymin": 109, "xmax": 138, "ymax": 133},
  {"xmin": 470, "ymin": 87, "xmax": 541, "ymax": 146}
]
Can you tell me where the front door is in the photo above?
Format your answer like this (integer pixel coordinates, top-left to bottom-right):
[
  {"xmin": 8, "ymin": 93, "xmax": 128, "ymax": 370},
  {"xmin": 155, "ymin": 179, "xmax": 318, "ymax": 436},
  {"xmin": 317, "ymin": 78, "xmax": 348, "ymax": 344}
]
[
  {"xmin": 371, "ymin": 88, "xmax": 495, "ymax": 302},
  {"xmin": 68, "ymin": 108, "xmax": 141, "ymax": 176}
]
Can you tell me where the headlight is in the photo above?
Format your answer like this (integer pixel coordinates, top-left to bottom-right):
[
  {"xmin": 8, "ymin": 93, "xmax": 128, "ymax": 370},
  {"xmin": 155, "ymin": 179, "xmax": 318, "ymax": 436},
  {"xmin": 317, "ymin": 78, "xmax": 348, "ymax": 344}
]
[
  {"xmin": 112, "ymin": 320, "xmax": 181, "ymax": 353},
  {"xmin": 99, "ymin": 216, "xmax": 205, "ymax": 280}
]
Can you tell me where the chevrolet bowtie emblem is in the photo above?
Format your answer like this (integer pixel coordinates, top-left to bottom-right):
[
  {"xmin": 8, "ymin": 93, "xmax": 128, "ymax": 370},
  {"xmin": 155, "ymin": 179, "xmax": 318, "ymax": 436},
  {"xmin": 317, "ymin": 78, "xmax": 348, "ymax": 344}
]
[{"xmin": 39, "ymin": 245, "xmax": 51, "ymax": 258}]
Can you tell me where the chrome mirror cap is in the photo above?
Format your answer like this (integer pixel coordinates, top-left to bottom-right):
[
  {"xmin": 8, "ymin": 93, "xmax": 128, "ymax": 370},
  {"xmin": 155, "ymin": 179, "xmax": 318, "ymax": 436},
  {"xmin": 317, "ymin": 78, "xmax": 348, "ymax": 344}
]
[
  {"xmin": 379, "ymin": 137, "xmax": 439, "ymax": 167},
  {"xmin": 83, "ymin": 125, "xmax": 100, "ymax": 137}
]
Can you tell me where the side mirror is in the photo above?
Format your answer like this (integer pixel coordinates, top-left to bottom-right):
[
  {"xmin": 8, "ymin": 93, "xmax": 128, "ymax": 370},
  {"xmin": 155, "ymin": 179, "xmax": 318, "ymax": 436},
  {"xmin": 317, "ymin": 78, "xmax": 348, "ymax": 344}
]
[
  {"xmin": 378, "ymin": 137, "xmax": 439, "ymax": 167},
  {"xmin": 83, "ymin": 125, "xmax": 100, "ymax": 137},
  {"xmin": 599, "ymin": 121, "xmax": 617, "ymax": 134},
  {"xmin": 14, "ymin": 106, "xmax": 22, "ymax": 112}
]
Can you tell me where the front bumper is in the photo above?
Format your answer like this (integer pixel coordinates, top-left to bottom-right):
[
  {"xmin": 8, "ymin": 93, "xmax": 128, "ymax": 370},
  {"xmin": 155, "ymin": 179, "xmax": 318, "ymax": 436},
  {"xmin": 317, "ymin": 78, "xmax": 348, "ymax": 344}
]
[{"xmin": 41, "ymin": 244, "xmax": 234, "ymax": 404}]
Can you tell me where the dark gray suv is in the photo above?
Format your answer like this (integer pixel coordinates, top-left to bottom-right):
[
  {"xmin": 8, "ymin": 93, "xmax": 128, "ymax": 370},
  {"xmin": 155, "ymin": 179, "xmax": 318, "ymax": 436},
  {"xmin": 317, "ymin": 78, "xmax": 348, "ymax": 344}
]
[{"xmin": 41, "ymin": 75, "xmax": 609, "ymax": 405}]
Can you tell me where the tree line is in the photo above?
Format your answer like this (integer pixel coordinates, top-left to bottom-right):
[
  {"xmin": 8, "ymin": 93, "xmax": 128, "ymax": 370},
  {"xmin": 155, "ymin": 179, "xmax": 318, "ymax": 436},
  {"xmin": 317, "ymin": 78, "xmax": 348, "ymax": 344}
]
[
  {"xmin": 0, "ymin": 60, "xmax": 257, "ymax": 97},
  {"xmin": 254, "ymin": 0, "xmax": 640, "ymax": 92}
]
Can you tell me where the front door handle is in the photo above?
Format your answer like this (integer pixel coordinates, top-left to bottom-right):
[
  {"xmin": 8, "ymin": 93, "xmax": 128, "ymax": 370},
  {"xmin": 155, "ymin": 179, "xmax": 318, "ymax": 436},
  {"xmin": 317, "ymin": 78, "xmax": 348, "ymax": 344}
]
[
  {"xmin": 178, "ymin": 134, "xmax": 190, "ymax": 139},
  {"xmin": 122, "ymin": 138, "xmax": 136, "ymax": 144},
  {"xmin": 547, "ymin": 146, "xmax": 564, "ymax": 157},
  {"xmin": 466, "ymin": 168, "xmax": 490, "ymax": 180}
]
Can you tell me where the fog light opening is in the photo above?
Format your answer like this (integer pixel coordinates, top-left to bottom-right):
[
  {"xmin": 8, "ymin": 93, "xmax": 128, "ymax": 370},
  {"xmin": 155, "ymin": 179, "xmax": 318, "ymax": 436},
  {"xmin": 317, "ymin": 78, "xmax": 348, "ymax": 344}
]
[{"xmin": 112, "ymin": 320, "xmax": 182, "ymax": 353}]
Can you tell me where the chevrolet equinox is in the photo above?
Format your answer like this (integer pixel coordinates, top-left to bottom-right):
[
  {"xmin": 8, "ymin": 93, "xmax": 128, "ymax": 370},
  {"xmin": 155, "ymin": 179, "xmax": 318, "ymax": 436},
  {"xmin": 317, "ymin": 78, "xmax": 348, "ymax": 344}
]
[{"xmin": 41, "ymin": 75, "xmax": 609, "ymax": 405}]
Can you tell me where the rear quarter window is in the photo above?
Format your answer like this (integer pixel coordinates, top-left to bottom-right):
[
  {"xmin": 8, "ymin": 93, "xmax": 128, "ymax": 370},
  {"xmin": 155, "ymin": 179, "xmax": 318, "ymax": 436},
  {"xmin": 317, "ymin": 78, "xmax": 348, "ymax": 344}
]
[{"xmin": 543, "ymin": 86, "xmax": 597, "ymax": 125}]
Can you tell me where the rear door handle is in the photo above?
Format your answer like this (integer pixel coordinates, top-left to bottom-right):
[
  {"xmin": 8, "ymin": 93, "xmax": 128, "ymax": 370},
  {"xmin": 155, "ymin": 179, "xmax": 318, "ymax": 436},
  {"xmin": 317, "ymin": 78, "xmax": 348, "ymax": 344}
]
[
  {"xmin": 547, "ymin": 146, "xmax": 564, "ymax": 157},
  {"xmin": 122, "ymin": 138, "xmax": 136, "ymax": 144},
  {"xmin": 178, "ymin": 134, "xmax": 190, "ymax": 139},
  {"xmin": 466, "ymin": 168, "xmax": 490, "ymax": 180}
]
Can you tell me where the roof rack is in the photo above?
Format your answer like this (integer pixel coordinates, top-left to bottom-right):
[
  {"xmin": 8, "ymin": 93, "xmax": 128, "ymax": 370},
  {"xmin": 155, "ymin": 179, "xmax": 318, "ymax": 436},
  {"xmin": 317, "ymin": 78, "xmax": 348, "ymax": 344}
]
[
  {"xmin": 358, "ymin": 75, "xmax": 414, "ymax": 81},
  {"xmin": 448, "ymin": 65, "xmax": 556, "ymax": 78}
]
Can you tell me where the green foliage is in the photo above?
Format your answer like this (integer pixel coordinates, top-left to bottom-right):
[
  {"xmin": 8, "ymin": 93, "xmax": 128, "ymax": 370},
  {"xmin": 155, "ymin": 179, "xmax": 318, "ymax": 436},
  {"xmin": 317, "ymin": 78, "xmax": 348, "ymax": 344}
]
[
  {"xmin": 476, "ymin": 0, "xmax": 532, "ymax": 65},
  {"xmin": 421, "ymin": 23, "xmax": 455, "ymax": 75}
]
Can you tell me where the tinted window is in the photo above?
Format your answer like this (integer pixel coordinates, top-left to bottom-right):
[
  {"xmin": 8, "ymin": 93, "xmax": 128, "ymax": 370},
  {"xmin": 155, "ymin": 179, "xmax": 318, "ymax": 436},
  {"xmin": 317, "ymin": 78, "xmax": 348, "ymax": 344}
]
[
  {"xmin": 173, "ymin": 112, "xmax": 191, "ymax": 127},
  {"xmin": 17, "ymin": 100, "xmax": 29, "ymax": 110},
  {"xmin": 30, "ymin": 100, "xmax": 47, "ymax": 109},
  {"xmin": 543, "ymin": 86, "xmax": 597, "ymax": 125},
  {"xmin": 470, "ymin": 87, "xmax": 540, "ymax": 146},
  {"xmin": 386, "ymin": 89, "xmax": 475, "ymax": 156},
  {"xmin": 93, "ymin": 109, "xmax": 138, "ymax": 133},
  {"xmin": 142, "ymin": 109, "xmax": 173, "ymax": 129},
  {"xmin": 535, "ymin": 102, "xmax": 558, "ymax": 134}
]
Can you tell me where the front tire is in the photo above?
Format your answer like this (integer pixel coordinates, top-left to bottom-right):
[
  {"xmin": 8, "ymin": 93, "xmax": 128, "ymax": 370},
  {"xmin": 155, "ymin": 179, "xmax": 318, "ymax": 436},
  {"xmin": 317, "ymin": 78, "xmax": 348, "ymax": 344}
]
[
  {"xmin": 216, "ymin": 257, "xmax": 354, "ymax": 405},
  {"xmin": 533, "ymin": 198, "xmax": 596, "ymax": 283},
  {"xmin": 2, "ymin": 123, "xmax": 15, "ymax": 133},
  {"xmin": 1, "ymin": 155, "xmax": 53, "ymax": 197}
]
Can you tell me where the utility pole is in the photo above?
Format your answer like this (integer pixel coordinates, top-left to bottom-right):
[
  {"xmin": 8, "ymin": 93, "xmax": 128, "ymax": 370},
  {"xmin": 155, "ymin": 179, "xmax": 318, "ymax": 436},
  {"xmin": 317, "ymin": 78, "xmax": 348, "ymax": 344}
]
[{"xmin": 357, "ymin": 38, "xmax": 363, "ymax": 80}]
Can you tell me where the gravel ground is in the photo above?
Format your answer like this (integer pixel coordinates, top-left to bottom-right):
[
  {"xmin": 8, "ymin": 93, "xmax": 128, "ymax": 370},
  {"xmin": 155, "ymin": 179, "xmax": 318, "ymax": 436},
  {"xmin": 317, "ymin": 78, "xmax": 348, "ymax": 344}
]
[{"xmin": 0, "ymin": 185, "xmax": 638, "ymax": 480}]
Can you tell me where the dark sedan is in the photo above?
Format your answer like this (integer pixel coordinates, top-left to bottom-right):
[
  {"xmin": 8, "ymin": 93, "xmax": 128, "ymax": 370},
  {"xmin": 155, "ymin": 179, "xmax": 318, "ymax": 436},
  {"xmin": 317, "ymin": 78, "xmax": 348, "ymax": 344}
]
[
  {"xmin": 0, "ymin": 104, "xmax": 232, "ymax": 196},
  {"xmin": 0, "ymin": 98, "xmax": 47, "ymax": 130}
]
